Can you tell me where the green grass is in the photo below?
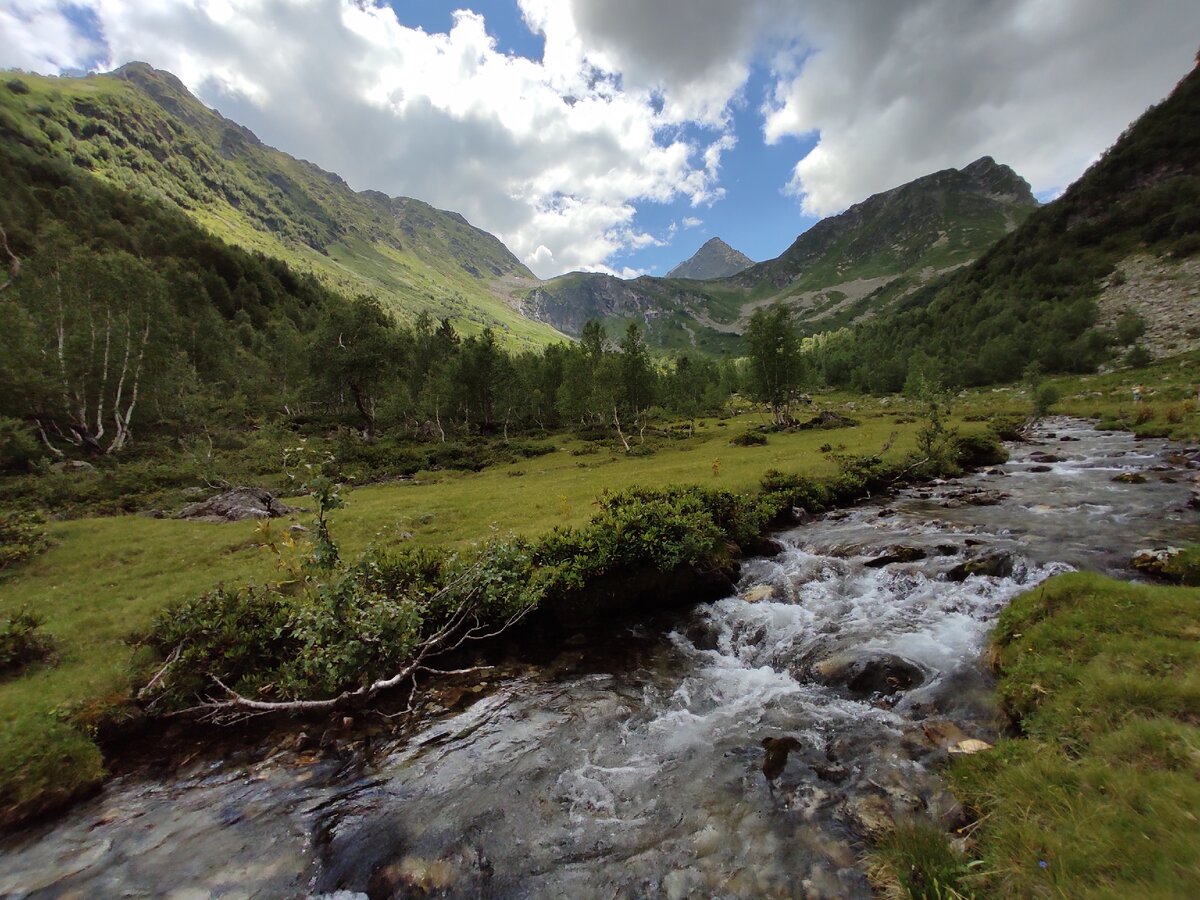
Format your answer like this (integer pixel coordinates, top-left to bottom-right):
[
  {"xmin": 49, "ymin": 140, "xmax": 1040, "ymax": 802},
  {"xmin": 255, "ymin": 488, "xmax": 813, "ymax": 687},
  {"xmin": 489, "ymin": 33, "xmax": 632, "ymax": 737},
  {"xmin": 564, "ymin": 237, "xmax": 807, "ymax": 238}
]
[
  {"xmin": 0, "ymin": 400, "xmax": 934, "ymax": 822},
  {"xmin": 895, "ymin": 573, "xmax": 1200, "ymax": 899}
]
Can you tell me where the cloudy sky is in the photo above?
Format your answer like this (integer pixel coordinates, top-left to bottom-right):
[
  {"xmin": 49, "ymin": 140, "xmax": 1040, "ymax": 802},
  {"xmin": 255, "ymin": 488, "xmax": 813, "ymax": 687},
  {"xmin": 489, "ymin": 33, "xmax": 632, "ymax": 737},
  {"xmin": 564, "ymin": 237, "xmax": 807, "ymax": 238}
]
[{"xmin": 2, "ymin": 1, "xmax": 1198, "ymax": 279}]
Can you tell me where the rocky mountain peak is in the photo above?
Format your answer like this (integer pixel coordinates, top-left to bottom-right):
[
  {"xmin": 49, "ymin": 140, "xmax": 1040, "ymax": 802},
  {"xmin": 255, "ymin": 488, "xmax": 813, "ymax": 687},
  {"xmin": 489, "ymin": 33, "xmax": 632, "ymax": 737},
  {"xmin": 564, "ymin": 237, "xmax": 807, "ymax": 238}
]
[{"xmin": 667, "ymin": 237, "xmax": 754, "ymax": 280}]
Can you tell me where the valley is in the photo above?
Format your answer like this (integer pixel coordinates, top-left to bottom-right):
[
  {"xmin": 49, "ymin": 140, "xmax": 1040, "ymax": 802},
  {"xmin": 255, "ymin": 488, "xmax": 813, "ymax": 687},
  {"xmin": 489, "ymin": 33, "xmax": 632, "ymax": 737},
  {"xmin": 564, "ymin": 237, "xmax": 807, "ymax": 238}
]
[{"xmin": 0, "ymin": 27, "xmax": 1197, "ymax": 900}]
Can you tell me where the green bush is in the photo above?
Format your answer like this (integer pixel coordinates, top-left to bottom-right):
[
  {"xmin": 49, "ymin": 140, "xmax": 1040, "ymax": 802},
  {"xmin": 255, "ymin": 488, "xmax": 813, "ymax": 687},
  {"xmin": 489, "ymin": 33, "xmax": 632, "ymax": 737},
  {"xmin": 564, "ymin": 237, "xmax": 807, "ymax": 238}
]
[
  {"xmin": 0, "ymin": 419, "xmax": 41, "ymax": 474},
  {"xmin": 731, "ymin": 431, "xmax": 768, "ymax": 446},
  {"xmin": 0, "ymin": 510, "xmax": 50, "ymax": 570},
  {"xmin": 1125, "ymin": 344, "xmax": 1153, "ymax": 368},
  {"xmin": 954, "ymin": 432, "xmax": 1008, "ymax": 468},
  {"xmin": 0, "ymin": 608, "xmax": 55, "ymax": 677}
]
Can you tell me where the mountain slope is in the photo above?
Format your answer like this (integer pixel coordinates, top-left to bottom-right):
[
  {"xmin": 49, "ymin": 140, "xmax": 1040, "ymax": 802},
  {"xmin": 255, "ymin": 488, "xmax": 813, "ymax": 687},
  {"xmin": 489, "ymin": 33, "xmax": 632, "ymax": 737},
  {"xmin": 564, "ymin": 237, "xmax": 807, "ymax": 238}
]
[
  {"xmin": 667, "ymin": 237, "xmax": 754, "ymax": 279},
  {"xmin": 811, "ymin": 61, "xmax": 1200, "ymax": 391},
  {"xmin": 526, "ymin": 157, "xmax": 1037, "ymax": 348},
  {"xmin": 0, "ymin": 64, "xmax": 561, "ymax": 347},
  {"xmin": 739, "ymin": 156, "xmax": 1036, "ymax": 295}
]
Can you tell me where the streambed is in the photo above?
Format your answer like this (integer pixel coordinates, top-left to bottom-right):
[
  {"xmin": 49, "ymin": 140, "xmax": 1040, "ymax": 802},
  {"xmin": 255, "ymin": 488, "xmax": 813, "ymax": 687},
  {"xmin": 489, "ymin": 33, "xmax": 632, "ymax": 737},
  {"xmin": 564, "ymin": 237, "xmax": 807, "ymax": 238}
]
[{"xmin": 2, "ymin": 418, "xmax": 1197, "ymax": 899}]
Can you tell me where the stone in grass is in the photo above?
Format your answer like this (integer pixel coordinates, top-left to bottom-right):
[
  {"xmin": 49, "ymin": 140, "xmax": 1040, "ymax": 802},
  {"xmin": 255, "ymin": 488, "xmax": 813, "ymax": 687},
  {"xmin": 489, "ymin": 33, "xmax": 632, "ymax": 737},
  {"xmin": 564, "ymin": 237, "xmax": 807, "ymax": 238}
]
[{"xmin": 178, "ymin": 487, "xmax": 298, "ymax": 523}]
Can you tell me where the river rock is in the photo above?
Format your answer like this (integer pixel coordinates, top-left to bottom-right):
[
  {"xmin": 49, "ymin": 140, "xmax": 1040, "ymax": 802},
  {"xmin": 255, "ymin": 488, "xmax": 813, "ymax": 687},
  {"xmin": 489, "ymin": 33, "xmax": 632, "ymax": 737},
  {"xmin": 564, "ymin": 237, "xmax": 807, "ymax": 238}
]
[
  {"xmin": 863, "ymin": 546, "xmax": 927, "ymax": 568},
  {"xmin": 1028, "ymin": 464, "xmax": 1053, "ymax": 473},
  {"xmin": 842, "ymin": 794, "xmax": 895, "ymax": 836},
  {"xmin": 1130, "ymin": 547, "xmax": 1183, "ymax": 581},
  {"xmin": 743, "ymin": 583, "xmax": 777, "ymax": 603},
  {"xmin": 1029, "ymin": 451, "xmax": 1066, "ymax": 463},
  {"xmin": 809, "ymin": 651, "xmax": 928, "ymax": 698},
  {"xmin": 742, "ymin": 536, "xmax": 786, "ymax": 557},
  {"xmin": 1112, "ymin": 472, "xmax": 1147, "ymax": 484},
  {"xmin": 940, "ymin": 488, "xmax": 1008, "ymax": 508},
  {"xmin": 947, "ymin": 552, "xmax": 1014, "ymax": 582},
  {"xmin": 178, "ymin": 487, "xmax": 298, "ymax": 522}
]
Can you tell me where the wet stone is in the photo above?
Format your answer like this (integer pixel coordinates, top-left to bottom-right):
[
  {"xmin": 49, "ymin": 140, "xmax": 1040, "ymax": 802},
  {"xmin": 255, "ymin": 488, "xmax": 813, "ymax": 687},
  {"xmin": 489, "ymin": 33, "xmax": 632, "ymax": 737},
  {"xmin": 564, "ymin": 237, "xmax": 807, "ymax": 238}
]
[
  {"xmin": 1112, "ymin": 472, "xmax": 1148, "ymax": 484},
  {"xmin": 809, "ymin": 652, "xmax": 929, "ymax": 699},
  {"xmin": 947, "ymin": 552, "xmax": 1014, "ymax": 582},
  {"xmin": 862, "ymin": 546, "xmax": 927, "ymax": 568}
]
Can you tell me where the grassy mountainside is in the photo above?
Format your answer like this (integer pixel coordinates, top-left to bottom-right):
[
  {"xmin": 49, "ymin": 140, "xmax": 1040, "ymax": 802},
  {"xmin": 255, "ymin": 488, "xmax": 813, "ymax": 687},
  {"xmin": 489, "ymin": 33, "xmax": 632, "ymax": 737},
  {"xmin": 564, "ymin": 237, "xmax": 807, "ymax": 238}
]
[
  {"xmin": 0, "ymin": 64, "xmax": 561, "ymax": 347},
  {"xmin": 814, "ymin": 62, "xmax": 1200, "ymax": 392},
  {"xmin": 666, "ymin": 237, "xmax": 754, "ymax": 279},
  {"xmin": 526, "ymin": 157, "xmax": 1036, "ymax": 348}
]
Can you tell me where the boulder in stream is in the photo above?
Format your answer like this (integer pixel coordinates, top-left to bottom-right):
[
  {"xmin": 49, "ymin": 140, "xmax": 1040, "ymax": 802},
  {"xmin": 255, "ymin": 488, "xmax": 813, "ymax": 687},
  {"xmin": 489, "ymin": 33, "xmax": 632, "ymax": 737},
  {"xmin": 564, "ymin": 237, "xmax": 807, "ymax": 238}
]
[
  {"xmin": 1130, "ymin": 547, "xmax": 1184, "ymax": 581},
  {"xmin": 1112, "ymin": 472, "xmax": 1147, "ymax": 484},
  {"xmin": 947, "ymin": 552, "xmax": 1014, "ymax": 582},
  {"xmin": 809, "ymin": 651, "xmax": 929, "ymax": 699},
  {"xmin": 863, "ymin": 546, "xmax": 927, "ymax": 568},
  {"xmin": 178, "ymin": 487, "xmax": 298, "ymax": 522}
]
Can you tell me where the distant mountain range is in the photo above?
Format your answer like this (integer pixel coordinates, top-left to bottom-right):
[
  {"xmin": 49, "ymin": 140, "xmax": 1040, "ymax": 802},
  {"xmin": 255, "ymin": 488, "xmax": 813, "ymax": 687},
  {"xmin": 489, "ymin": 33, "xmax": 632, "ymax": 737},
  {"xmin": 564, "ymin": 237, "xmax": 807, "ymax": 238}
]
[
  {"xmin": 3, "ymin": 59, "xmax": 1195, "ymax": 365},
  {"xmin": 525, "ymin": 156, "xmax": 1038, "ymax": 350},
  {"xmin": 667, "ymin": 237, "xmax": 754, "ymax": 279},
  {"xmin": 811, "ymin": 60, "xmax": 1200, "ymax": 390}
]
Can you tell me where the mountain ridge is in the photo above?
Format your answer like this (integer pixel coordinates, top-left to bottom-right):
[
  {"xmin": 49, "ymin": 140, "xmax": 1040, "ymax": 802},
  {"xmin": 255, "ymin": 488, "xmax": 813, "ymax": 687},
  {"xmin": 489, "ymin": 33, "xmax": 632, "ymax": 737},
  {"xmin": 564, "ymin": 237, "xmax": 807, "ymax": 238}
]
[
  {"xmin": 1, "ymin": 62, "xmax": 558, "ymax": 346},
  {"xmin": 524, "ymin": 156, "xmax": 1038, "ymax": 349}
]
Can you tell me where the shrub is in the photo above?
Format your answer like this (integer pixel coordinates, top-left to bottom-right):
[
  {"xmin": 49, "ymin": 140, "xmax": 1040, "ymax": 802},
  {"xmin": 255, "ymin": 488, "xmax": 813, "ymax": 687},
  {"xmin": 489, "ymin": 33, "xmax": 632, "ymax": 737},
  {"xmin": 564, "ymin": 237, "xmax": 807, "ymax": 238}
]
[
  {"xmin": 1125, "ymin": 344, "xmax": 1152, "ymax": 368},
  {"xmin": 0, "ymin": 419, "xmax": 41, "ymax": 474},
  {"xmin": 0, "ymin": 609, "xmax": 55, "ymax": 677},
  {"xmin": 5, "ymin": 78, "xmax": 30, "ymax": 95},
  {"xmin": 0, "ymin": 511, "xmax": 50, "ymax": 571},
  {"xmin": 955, "ymin": 432, "xmax": 1008, "ymax": 468},
  {"xmin": 731, "ymin": 431, "xmax": 768, "ymax": 447},
  {"xmin": 1033, "ymin": 382, "xmax": 1061, "ymax": 417}
]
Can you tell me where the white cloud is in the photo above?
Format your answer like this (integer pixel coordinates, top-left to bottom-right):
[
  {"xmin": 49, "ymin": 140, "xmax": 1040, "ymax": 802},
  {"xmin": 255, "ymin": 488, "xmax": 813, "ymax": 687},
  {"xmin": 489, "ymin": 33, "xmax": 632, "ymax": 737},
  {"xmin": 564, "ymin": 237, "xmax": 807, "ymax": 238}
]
[
  {"xmin": 1, "ymin": 0, "xmax": 738, "ymax": 278},
  {"xmin": 0, "ymin": 1, "xmax": 103, "ymax": 72},
  {"xmin": 682, "ymin": 216, "xmax": 703, "ymax": 228},
  {"xmin": 2, "ymin": 0, "xmax": 1197, "ymax": 274},
  {"xmin": 763, "ymin": 0, "xmax": 1200, "ymax": 216}
]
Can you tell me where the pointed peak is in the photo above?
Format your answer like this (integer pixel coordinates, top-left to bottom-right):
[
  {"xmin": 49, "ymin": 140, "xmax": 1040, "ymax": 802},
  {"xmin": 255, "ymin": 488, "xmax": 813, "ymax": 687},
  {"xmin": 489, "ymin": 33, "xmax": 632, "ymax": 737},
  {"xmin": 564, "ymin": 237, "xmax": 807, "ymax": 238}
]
[{"xmin": 667, "ymin": 237, "xmax": 754, "ymax": 280}]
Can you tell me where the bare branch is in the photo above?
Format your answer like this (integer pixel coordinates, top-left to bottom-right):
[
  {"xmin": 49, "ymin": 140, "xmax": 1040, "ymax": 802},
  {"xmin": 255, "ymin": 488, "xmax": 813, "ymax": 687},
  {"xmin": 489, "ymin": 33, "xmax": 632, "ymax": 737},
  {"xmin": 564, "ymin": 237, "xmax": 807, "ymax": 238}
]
[
  {"xmin": 160, "ymin": 562, "xmax": 537, "ymax": 721},
  {"xmin": 0, "ymin": 223, "xmax": 18, "ymax": 292}
]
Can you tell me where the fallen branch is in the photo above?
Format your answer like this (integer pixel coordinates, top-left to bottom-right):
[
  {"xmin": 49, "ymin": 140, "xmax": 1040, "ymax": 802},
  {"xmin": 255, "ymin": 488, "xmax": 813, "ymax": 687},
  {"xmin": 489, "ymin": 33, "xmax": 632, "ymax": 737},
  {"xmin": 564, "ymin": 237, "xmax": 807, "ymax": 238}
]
[{"xmin": 171, "ymin": 563, "xmax": 537, "ymax": 724}]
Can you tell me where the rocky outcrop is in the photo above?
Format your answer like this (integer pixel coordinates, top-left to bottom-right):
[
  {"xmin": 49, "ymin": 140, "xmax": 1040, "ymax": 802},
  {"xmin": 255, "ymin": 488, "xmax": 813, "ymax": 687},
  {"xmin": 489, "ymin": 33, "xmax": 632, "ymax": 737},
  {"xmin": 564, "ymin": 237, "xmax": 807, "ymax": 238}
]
[
  {"xmin": 1096, "ymin": 254, "xmax": 1200, "ymax": 358},
  {"xmin": 178, "ymin": 487, "xmax": 298, "ymax": 523}
]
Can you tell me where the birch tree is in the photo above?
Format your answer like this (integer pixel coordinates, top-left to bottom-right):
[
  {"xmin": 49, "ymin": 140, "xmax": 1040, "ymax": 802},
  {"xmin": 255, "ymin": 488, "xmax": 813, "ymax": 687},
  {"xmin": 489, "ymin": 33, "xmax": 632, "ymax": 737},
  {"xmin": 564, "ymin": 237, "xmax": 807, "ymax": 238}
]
[{"xmin": 13, "ymin": 240, "xmax": 174, "ymax": 455}]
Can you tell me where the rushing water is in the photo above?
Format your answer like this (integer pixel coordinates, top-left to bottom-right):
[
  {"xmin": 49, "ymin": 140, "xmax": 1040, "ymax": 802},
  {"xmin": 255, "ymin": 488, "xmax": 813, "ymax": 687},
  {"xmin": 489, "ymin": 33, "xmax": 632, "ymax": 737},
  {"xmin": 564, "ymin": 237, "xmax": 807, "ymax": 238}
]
[{"xmin": 3, "ymin": 418, "xmax": 1197, "ymax": 899}]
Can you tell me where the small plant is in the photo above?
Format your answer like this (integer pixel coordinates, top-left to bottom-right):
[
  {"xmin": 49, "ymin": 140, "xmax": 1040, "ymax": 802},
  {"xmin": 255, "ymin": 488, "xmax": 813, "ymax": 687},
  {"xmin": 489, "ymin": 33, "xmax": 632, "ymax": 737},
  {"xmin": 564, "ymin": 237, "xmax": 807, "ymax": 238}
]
[
  {"xmin": 0, "ymin": 510, "xmax": 50, "ymax": 571},
  {"xmin": 711, "ymin": 457, "xmax": 721, "ymax": 478},
  {"xmin": 867, "ymin": 822, "xmax": 971, "ymax": 900},
  {"xmin": 1, "ymin": 608, "xmax": 55, "ymax": 677}
]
